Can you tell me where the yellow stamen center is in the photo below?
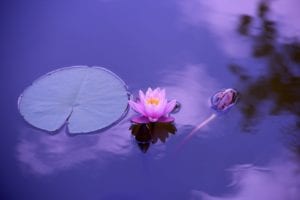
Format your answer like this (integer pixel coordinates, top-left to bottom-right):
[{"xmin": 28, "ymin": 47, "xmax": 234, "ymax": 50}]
[{"xmin": 146, "ymin": 98, "xmax": 160, "ymax": 105}]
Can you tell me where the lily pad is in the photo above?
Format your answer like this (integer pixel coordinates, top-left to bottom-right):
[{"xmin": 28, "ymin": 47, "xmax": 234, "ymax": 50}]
[{"xmin": 18, "ymin": 66, "xmax": 129, "ymax": 134}]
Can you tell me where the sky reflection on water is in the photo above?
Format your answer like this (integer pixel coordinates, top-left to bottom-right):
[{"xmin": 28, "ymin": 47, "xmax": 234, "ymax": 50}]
[
  {"xmin": 179, "ymin": 0, "xmax": 300, "ymax": 58},
  {"xmin": 1, "ymin": 0, "xmax": 300, "ymax": 199},
  {"xmin": 17, "ymin": 116, "xmax": 133, "ymax": 175},
  {"xmin": 161, "ymin": 65, "xmax": 218, "ymax": 126},
  {"xmin": 17, "ymin": 65, "xmax": 219, "ymax": 174},
  {"xmin": 191, "ymin": 154, "xmax": 300, "ymax": 200}
]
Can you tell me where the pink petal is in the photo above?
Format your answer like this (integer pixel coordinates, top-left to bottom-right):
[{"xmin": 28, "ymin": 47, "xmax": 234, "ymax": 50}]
[
  {"xmin": 128, "ymin": 100, "xmax": 146, "ymax": 115},
  {"xmin": 142, "ymin": 98, "xmax": 167, "ymax": 120},
  {"xmin": 159, "ymin": 89, "xmax": 166, "ymax": 100},
  {"xmin": 157, "ymin": 99, "xmax": 167, "ymax": 110},
  {"xmin": 146, "ymin": 101, "xmax": 166, "ymax": 118},
  {"xmin": 139, "ymin": 90, "xmax": 146, "ymax": 103},
  {"xmin": 144, "ymin": 104, "xmax": 156, "ymax": 118},
  {"xmin": 153, "ymin": 102, "xmax": 166, "ymax": 117},
  {"xmin": 158, "ymin": 116, "xmax": 175, "ymax": 123},
  {"xmin": 131, "ymin": 116, "xmax": 150, "ymax": 124},
  {"xmin": 148, "ymin": 117, "xmax": 158, "ymax": 122},
  {"xmin": 152, "ymin": 87, "xmax": 160, "ymax": 97},
  {"xmin": 146, "ymin": 87, "xmax": 153, "ymax": 97},
  {"xmin": 164, "ymin": 99, "xmax": 177, "ymax": 114}
]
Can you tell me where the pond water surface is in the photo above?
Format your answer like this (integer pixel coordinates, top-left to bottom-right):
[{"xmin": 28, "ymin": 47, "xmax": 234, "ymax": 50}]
[{"xmin": 1, "ymin": 0, "xmax": 300, "ymax": 199}]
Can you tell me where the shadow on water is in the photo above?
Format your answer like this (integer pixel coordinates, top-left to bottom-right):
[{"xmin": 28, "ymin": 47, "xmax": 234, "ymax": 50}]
[
  {"xmin": 229, "ymin": 1, "xmax": 300, "ymax": 129},
  {"xmin": 229, "ymin": 0, "xmax": 300, "ymax": 156},
  {"xmin": 130, "ymin": 122, "xmax": 177, "ymax": 153}
]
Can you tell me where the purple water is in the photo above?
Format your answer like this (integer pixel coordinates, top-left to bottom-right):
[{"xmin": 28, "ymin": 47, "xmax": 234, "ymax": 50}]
[{"xmin": 1, "ymin": 0, "xmax": 300, "ymax": 199}]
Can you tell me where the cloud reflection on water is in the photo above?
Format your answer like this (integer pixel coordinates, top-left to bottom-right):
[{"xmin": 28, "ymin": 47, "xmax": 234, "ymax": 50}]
[
  {"xmin": 179, "ymin": 0, "xmax": 257, "ymax": 58},
  {"xmin": 17, "ymin": 117, "xmax": 133, "ymax": 175},
  {"xmin": 162, "ymin": 64, "xmax": 219, "ymax": 127},
  {"xmin": 190, "ymin": 156, "xmax": 300, "ymax": 200},
  {"xmin": 179, "ymin": 0, "xmax": 300, "ymax": 58},
  {"xmin": 16, "ymin": 65, "xmax": 220, "ymax": 174}
]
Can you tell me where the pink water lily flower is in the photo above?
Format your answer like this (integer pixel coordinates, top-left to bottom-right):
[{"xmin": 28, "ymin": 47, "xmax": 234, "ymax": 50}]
[{"xmin": 129, "ymin": 87, "xmax": 177, "ymax": 123}]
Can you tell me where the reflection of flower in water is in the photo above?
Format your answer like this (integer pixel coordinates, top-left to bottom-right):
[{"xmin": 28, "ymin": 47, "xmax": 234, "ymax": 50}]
[
  {"xmin": 17, "ymin": 118, "xmax": 133, "ymax": 175},
  {"xmin": 190, "ymin": 157, "xmax": 300, "ymax": 200},
  {"xmin": 129, "ymin": 87, "xmax": 176, "ymax": 123},
  {"xmin": 130, "ymin": 122, "xmax": 177, "ymax": 153},
  {"xmin": 17, "ymin": 65, "xmax": 219, "ymax": 173}
]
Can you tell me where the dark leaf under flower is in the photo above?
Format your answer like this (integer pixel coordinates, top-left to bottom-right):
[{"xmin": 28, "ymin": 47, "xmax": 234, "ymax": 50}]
[{"xmin": 130, "ymin": 122, "xmax": 177, "ymax": 153}]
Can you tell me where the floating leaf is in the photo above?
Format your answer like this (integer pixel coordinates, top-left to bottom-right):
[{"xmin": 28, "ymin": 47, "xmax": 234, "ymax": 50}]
[{"xmin": 18, "ymin": 66, "xmax": 129, "ymax": 134}]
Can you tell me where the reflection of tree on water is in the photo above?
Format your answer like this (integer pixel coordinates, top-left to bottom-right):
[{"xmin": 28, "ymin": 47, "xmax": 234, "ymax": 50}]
[
  {"xmin": 229, "ymin": 1, "xmax": 300, "ymax": 133},
  {"xmin": 130, "ymin": 123, "xmax": 177, "ymax": 153}
]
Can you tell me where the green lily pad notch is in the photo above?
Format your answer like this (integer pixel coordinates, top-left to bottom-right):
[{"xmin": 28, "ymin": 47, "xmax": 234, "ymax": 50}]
[{"xmin": 18, "ymin": 66, "xmax": 130, "ymax": 135}]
